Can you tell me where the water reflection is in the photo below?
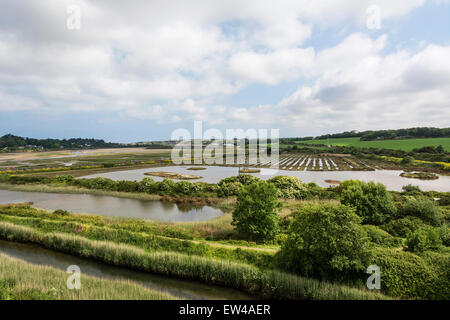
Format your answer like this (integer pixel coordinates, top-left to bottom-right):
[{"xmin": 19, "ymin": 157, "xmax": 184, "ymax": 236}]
[{"xmin": 0, "ymin": 190, "xmax": 224, "ymax": 222}]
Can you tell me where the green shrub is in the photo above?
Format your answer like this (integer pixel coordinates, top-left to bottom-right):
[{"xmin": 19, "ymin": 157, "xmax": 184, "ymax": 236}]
[
  {"xmin": 400, "ymin": 198, "xmax": 443, "ymax": 226},
  {"xmin": 340, "ymin": 180, "xmax": 397, "ymax": 225},
  {"xmin": 279, "ymin": 203, "xmax": 371, "ymax": 279},
  {"xmin": 138, "ymin": 177, "xmax": 158, "ymax": 193},
  {"xmin": 116, "ymin": 180, "xmax": 140, "ymax": 192},
  {"xmin": 217, "ymin": 182, "xmax": 243, "ymax": 197},
  {"xmin": 370, "ymin": 247, "xmax": 447, "ymax": 299},
  {"xmin": 158, "ymin": 178, "xmax": 176, "ymax": 193},
  {"xmin": 86, "ymin": 177, "xmax": 117, "ymax": 190},
  {"xmin": 54, "ymin": 175, "xmax": 75, "ymax": 183},
  {"xmin": 267, "ymin": 176, "xmax": 308, "ymax": 199},
  {"xmin": 401, "ymin": 184, "xmax": 422, "ymax": 195},
  {"xmin": 173, "ymin": 181, "xmax": 202, "ymax": 195},
  {"xmin": 232, "ymin": 181, "xmax": 281, "ymax": 242},
  {"xmin": 406, "ymin": 226, "xmax": 442, "ymax": 253},
  {"xmin": 381, "ymin": 217, "xmax": 425, "ymax": 238},
  {"xmin": 362, "ymin": 225, "xmax": 403, "ymax": 248},
  {"xmin": 438, "ymin": 225, "xmax": 450, "ymax": 246},
  {"xmin": 438, "ymin": 195, "xmax": 450, "ymax": 206},
  {"xmin": 219, "ymin": 175, "xmax": 261, "ymax": 186}
]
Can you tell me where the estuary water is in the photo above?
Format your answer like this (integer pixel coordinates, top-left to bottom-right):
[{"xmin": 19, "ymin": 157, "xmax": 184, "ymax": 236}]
[
  {"xmin": 82, "ymin": 166, "xmax": 450, "ymax": 192},
  {"xmin": 0, "ymin": 189, "xmax": 224, "ymax": 222}
]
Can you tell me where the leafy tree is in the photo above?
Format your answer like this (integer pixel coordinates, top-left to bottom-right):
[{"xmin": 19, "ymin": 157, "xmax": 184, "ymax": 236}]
[
  {"xmin": 400, "ymin": 198, "xmax": 443, "ymax": 226},
  {"xmin": 232, "ymin": 181, "xmax": 281, "ymax": 242},
  {"xmin": 267, "ymin": 176, "xmax": 308, "ymax": 199},
  {"xmin": 158, "ymin": 178, "xmax": 176, "ymax": 192},
  {"xmin": 381, "ymin": 216, "xmax": 425, "ymax": 238},
  {"xmin": 406, "ymin": 226, "xmax": 442, "ymax": 253},
  {"xmin": 279, "ymin": 203, "xmax": 371, "ymax": 278},
  {"xmin": 138, "ymin": 177, "xmax": 157, "ymax": 193},
  {"xmin": 340, "ymin": 180, "xmax": 397, "ymax": 225}
]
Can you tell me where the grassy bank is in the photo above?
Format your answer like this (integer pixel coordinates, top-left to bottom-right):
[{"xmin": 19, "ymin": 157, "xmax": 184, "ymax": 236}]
[
  {"xmin": 0, "ymin": 211, "xmax": 275, "ymax": 268},
  {"xmin": 0, "ymin": 252, "xmax": 176, "ymax": 300},
  {"xmin": 0, "ymin": 222, "xmax": 389, "ymax": 300}
]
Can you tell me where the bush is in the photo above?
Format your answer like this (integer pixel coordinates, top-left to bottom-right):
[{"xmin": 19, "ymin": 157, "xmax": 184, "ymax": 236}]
[
  {"xmin": 173, "ymin": 181, "xmax": 202, "ymax": 195},
  {"xmin": 370, "ymin": 247, "xmax": 446, "ymax": 299},
  {"xmin": 438, "ymin": 225, "xmax": 450, "ymax": 246},
  {"xmin": 219, "ymin": 175, "xmax": 261, "ymax": 186},
  {"xmin": 340, "ymin": 180, "xmax": 397, "ymax": 225},
  {"xmin": 116, "ymin": 180, "xmax": 140, "ymax": 192},
  {"xmin": 279, "ymin": 203, "xmax": 371, "ymax": 279},
  {"xmin": 158, "ymin": 178, "xmax": 176, "ymax": 193},
  {"xmin": 406, "ymin": 226, "xmax": 442, "ymax": 253},
  {"xmin": 400, "ymin": 198, "xmax": 443, "ymax": 226},
  {"xmin": 232, "ymin": 181, "xmax": 281, "ymax": 242},
  {"xmin": 362, "ymin": 225, "xmax": 403, "ymax": 248},
  {"xmin": 54, "ymin": 175, "xmax": 75, "ymax": 183},
  {"xmin": 438, "ymin": 195, "xmax": 450, "ymax": 206},
  {"xmin": 86, "ymin": 177, "xmax": 117, "ymax": 190},
  {"xmin": 402, "ymin": 184, "xmax": 422, "ymax": 195},
  {"xmin": 138, "ymin": 177, "xmax": 158, "ymax": 193},
  {"xmin": 267, "ymin": 176, "xmax": 308, "ymax": 199},
  {"xmin": 381, "ymin": 217, "xmax": 425, "ymax": 238},
  {"xmin": 217, "ymin": 182, "xmax": 243, "ymax": 197}
]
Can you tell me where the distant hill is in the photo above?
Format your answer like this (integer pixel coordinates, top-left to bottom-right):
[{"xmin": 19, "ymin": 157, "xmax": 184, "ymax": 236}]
[{"xmin": 0, "ymin": 134, "xmax": 124, "ymax": 150}]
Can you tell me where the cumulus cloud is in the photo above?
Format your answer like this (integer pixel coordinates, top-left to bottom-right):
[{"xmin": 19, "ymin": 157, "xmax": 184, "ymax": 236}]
[{"xmin": 1, "ymin": 0, "xmax": 447, "ymax": 137}]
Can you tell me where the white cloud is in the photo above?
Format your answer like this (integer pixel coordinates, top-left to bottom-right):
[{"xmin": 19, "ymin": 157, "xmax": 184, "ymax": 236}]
[{"xmin": 2, "ymin": 0, "xmax": 447, "ymax": 137}]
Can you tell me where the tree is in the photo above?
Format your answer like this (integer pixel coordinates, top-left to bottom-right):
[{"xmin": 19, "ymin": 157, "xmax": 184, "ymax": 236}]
[
  {"xmin": 436, "ymin": 145, "xmax": 444, "ymax": 154},
  {"xmin": 232, "ymin": 181, "xmax": 281, "ymax": 242},
  {"xmin": 279, "ymin": 203, "xmax": 371, "ymax": 278},
  {"xmin": 267, "ymin": 176, "xmax": 308, "ymax": 199},
  {"xmin": 340, "ymin": 180, "xmax": 397, "ymax": 225}
]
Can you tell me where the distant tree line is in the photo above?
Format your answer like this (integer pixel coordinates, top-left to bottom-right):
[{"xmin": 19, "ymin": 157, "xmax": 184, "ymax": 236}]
[
  {"xmin": 0, "ymin": 134, "xmax": 124, "ymax": 150},
  {"xmin": 311, "ymin": 127, "xmax": 450, "ymax": 141},
  {"xmin": 359, "ymin": 127, "xmax": 450, "ymax": 141}
]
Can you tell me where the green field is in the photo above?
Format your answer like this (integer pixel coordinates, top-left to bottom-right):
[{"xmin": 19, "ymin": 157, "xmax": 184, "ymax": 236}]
[{"xmin": 297, "ymin": 137, "xmax": 450, "ymax": 152}]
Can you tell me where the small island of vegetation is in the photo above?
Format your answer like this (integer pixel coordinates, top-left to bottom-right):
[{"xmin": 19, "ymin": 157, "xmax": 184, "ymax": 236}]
[{"xmin": 400, "ymin": 172, "xmax": 439, "ymax": 180}]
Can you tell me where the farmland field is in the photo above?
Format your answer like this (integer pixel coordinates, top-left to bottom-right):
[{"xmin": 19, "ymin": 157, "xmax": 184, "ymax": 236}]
[{"xmin": 297, "ymin": 137, "xmax": 450, "ymax": 152}]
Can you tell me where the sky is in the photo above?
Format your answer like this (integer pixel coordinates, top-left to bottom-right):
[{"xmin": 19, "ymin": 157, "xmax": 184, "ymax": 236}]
[{"xmin": 0, "ymin": 0, "xmax": 449, "ymax": 142}]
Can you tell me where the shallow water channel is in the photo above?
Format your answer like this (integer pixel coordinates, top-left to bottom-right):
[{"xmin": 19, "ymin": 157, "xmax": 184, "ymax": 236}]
[
  {"xmin": 0, "ymin": 189, "xmax": 224, "ymax": 222},
  {"xmin": 0, "ymin": 240, "xmax": 252, "ymax": 300}
]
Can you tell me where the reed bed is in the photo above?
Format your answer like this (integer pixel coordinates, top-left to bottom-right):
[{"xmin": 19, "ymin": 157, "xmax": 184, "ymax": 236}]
[
  {"xmin": 0, "ymin": 222, "xmax": 390, "ymax": 300},
  {"xmin": 0, "ymin": 252, "xmax": 176, "ymax": 300}
]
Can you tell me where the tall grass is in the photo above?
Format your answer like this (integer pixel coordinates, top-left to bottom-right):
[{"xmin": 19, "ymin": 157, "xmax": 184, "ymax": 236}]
[
  {"xmin": 0, "ymin": 213, "xmax": 274, "ymax": 268},
  {"xmin": 0, "ymin": 252, "xmax": 176, "ymax": 300},
  {"xmin": 0, "ymin": 222, "xmax": 390, "ymax": 300}
]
